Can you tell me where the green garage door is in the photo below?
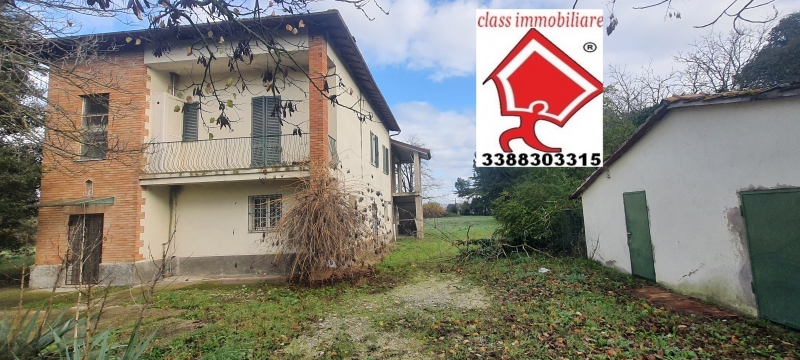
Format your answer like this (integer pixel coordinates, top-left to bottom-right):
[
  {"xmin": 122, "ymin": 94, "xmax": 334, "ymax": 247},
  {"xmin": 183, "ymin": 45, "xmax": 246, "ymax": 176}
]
[{"xmin": 741, "ymin": 189, "xmax": 800, "ymax": 329}]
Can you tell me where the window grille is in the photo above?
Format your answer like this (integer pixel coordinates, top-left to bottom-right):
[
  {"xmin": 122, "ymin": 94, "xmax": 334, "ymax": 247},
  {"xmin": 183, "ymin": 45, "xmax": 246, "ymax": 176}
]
[{"xmin": 248, "ymin": 195, "xmax": 282, "ymax": 231}]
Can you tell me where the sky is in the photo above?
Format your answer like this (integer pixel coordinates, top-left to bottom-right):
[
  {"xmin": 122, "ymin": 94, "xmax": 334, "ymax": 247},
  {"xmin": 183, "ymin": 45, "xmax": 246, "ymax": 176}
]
[{"xmin": 80, "ymin": 0, "xmax": 800, "ymax": 202}]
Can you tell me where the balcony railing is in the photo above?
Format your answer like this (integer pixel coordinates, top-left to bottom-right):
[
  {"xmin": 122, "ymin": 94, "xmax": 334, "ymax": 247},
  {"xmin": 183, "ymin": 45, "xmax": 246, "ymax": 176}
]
[{"xmin": 143, "ymin": 134, "xmax": 309, "ymax": 174}]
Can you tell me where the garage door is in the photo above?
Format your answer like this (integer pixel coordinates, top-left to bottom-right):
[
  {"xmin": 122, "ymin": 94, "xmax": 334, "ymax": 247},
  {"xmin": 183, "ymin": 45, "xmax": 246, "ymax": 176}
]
[{"xmin": 741, "ymin": 189, "xmax": 800, "ymax": 329}]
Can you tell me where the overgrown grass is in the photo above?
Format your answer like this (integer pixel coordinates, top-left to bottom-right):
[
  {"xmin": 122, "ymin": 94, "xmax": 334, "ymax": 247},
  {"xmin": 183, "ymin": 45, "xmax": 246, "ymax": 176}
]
[{"xmin": 5, "ymin": 216, "xmax": 798, "ymax": 359}]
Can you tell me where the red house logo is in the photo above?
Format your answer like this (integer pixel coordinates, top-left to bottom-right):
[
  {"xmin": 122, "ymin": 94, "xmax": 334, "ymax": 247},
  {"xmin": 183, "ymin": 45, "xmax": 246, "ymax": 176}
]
[{"xmin": 483, "ymin": 28, "xmax": 602, "ymax": 153}]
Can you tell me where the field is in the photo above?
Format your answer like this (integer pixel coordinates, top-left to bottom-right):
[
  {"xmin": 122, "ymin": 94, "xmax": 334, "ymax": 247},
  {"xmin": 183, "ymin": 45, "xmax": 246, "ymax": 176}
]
[{"xmin": 1, "ymin": 215, "xmax": 799, "ymax": 359}]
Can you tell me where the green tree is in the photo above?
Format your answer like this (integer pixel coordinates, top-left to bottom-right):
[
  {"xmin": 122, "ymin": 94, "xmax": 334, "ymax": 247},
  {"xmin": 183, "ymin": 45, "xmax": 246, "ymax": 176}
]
[
  {"xmin": 461, "ymin": 90, "xmax": 644, "ymax": 252},
  {"xmin": 0, "ymin": 144, "xmax": 41, "ymax": 250},
  {"xmin": 736, "ymin": 12, "xmax": 800, "ymax": 89}
]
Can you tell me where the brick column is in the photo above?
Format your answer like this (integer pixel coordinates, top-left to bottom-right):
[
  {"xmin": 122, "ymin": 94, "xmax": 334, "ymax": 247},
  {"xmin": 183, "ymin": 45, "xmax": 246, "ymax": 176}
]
[{"xmin": 308, "ymin": 29, "xmax": 330, "ymax": 174}]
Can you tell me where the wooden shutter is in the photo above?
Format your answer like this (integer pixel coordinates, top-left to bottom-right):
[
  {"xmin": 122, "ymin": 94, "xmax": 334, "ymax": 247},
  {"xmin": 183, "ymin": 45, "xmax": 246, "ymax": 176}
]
[
  {"xmin": 265, "ymin": 96, "xmax": 282, "ymax": 165},
  {"xmin": 182, "ymin": 102, "xmax": 199, "ymax": 142},
  {"xmin": 251, "ymin": 97, "xmax": 266, "ymax": 167},
  {"xmin": 383, "ymin": 146, "xmax": 389, "ymax": 174},
  {"xmin": 370, "ymin": 132, "xmax": 380, "ymax": 168}
]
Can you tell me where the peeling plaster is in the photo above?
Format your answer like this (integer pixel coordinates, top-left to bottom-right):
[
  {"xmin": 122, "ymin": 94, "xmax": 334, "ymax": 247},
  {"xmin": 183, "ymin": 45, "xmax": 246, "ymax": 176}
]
[{"xmin": 724, "ymin": 205, "xmax": 757, "ymax": 308}]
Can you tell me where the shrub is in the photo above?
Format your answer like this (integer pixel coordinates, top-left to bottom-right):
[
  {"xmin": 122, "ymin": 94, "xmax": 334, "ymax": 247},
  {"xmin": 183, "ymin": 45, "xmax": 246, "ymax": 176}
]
[
  {"xmin": 422, "ymin": 202, "xmax": 446, "ymax": 218},
  {"xmin": 491, "ymin": 168, "xmax": 589, "ymax": 255}
]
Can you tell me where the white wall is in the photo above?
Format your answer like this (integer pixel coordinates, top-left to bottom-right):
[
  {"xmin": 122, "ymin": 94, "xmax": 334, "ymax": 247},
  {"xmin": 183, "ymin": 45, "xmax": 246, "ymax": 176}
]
[
  {"xmin": 138, "ymin": 33, "xmax": 396, "ymax": 265},
  {"xmin": 328, "ymin": 42, "xmax": 394, "ymax": 236},
  {"xmin": 140, "ymin": 186, "xmax": 171, "ymax": 260},
  {"xmin": 172, "ymin": 69, "xmax": 310, "ymax": 141},
  {"xmin": 582, "ymin": 96, "xmax": 800, "ymax": 315},
  {"xmin": 168, "ymin": 181, "xmax": 296, "ymax": 257}
]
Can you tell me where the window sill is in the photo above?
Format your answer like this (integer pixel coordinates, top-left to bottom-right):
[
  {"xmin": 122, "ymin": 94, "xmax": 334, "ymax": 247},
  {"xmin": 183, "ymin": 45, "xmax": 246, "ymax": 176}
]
[
  {"xmin": 74, "ymin": 158, "xmax": 107, "ymax": 162},
  {"xmin": 248, "ymin": 228, "xmax": 278, "ymax": 234}
]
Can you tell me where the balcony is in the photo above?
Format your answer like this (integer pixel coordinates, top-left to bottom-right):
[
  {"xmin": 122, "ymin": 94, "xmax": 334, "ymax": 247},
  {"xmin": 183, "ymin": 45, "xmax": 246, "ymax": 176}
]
[{"xmin": 140, "ymin": 134, "xmax": 310, "ymax": 185}]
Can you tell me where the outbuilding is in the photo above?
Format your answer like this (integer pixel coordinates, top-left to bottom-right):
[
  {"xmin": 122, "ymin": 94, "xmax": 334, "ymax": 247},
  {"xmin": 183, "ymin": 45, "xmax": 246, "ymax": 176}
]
[{"xmin": 571, "ymin": 83, "xmax": 800, "ymax": 329}]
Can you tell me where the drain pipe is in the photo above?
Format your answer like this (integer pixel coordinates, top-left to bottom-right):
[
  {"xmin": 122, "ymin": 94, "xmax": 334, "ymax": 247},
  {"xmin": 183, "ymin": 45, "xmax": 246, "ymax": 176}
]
[
  {"xmin": 165, "ymin": 185, "xmax": 180, "ymax": 277},
  {"xmin": 169, "ymin": 72, "xmax": 179, "ymax": 96}
]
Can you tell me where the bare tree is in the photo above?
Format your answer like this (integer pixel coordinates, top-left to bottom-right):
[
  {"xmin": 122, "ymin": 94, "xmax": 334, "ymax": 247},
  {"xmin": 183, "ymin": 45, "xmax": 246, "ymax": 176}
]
[
  {"xmin": 573, "ymin": 0, "xmax": 779, "ymax": 36},
  {"xmin": 605, "ymin": 62, "xmax": 679, "ymax": 115},
  {"xmin": 397, "ymin": 134, "xmax": 442, "ymax": 202},
  {"xmin": 675, "ymin": 23, "xmax": 771, "ymax": 93},
  {"xmin": 2, "ymin": 0, "xmax": 389, "ymax": 172}
]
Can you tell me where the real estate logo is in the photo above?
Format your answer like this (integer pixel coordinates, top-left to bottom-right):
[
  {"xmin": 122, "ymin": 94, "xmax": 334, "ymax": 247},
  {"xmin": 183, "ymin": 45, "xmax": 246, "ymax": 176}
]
[{"xmin": 476, "ymin": 9, "xmax": 604, "ymax": 167}]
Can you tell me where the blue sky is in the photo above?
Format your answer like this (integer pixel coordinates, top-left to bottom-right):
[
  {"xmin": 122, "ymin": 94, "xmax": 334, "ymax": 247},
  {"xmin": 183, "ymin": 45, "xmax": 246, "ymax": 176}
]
[{"xmin": 79, "ymin": 0, "xmax": 800, "ymax": 201}]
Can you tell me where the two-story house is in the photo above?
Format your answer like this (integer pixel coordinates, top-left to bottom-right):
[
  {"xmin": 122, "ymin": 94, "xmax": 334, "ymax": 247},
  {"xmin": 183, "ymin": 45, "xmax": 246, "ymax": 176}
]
[{"xmin": 30, "ymin": 10, "xmax": 430, "ymax": 288}]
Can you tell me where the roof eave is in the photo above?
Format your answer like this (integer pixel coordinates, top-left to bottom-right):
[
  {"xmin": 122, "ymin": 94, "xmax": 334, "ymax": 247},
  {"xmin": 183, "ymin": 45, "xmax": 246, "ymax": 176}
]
[
  {"xmin": 569, "ymin": 82, "xmax": 800, "ymax": 200},
  {"xmin": 50, "ymin": 10, "xmax": 401, "ymax": 133}
]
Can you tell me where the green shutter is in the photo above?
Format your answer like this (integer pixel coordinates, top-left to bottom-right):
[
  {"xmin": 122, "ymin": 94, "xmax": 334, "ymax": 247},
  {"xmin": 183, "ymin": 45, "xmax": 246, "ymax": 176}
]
[
  {"xmin": 369, "ymin": 132, "xmax": 375, "ymax": 167},
  {"xmin": 182, "ymin": 103, "xmax": 198, "ymax": 142},
  {"xmin": 265, "ymin": 96, "xmax": 281, "ymax": 165},
  {"xmin": 383, "ymin": 146, "xmax": 389, "ymax": 174},
  {"xmin": 251, "ymin": 97, "xmax": 266, "ymax": 167}
]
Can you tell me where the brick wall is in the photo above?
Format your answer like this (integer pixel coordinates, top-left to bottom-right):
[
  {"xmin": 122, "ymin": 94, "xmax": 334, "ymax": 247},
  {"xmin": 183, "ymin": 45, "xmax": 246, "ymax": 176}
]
[
  {"xmin": 308, "ymin": 29, "xmax": 330, "ymax": 174},
  {"xmin": 36, "ymin": 51, "xmax": 149, "ymax": 266}
]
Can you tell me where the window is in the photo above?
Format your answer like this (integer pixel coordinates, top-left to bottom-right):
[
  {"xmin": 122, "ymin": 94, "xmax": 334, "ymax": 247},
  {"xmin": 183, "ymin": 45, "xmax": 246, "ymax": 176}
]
[
  {"xmin": 81, "ymin": 94, "xmax": 109, "ymax": 160},
  {"xmin": 248, "ymin": 195, "xmax": 282, "ymax": 231},
  {"xmin": 182, "ymin": 102, "xmax": 199, "ymax": 142},
  {"xmin": 382, "ymin": 146, "xmax": 389, "ymax": 175},
  {"xmin": 370, "ymin": 132, "xmax": 379, "ymax": 168}
]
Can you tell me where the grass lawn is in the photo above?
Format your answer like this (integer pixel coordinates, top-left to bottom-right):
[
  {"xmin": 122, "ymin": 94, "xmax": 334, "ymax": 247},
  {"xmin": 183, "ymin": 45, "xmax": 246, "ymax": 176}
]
[{"xmin": 2, "ymin": 215, "xmax": 799, "ymax": 359}]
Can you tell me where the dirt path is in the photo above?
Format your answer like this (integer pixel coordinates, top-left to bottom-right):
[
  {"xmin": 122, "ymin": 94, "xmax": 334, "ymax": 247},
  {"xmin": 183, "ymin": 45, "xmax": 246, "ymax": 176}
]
[{"xmin": 281, "ymin": 275, "xmax": 489, "ymax": 359}]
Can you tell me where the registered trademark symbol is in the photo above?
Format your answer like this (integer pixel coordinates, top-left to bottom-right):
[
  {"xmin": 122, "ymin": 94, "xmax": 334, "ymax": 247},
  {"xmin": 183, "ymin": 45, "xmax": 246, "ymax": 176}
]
[{"xmin": 583, "ymin": 42, "xmax": 597, "ymax": 53}]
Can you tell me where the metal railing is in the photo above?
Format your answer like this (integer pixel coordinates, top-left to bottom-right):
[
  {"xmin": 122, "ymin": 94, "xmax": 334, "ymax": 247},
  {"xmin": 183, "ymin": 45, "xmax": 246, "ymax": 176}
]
[{"xmin": 143, "ymin": 134, "xmax": 309, "ymax": 174}]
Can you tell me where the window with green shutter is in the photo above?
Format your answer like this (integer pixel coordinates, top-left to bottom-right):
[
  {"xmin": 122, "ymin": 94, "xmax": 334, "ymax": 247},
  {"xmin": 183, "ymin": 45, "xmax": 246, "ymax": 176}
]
[
  {"xmin": 251, "ymin": 96, "xmax": 282, "ymax": 167},
  {"xmin": 382, "ymin": 145, "xmax": 389, "ymax": 175},
  {"xmin": 370, "ymin": 132, "xmax": 379, "ymax": 168},
  {"xmin": 182, "ymin": 102, "xmax": 199, "ymax": 142}
]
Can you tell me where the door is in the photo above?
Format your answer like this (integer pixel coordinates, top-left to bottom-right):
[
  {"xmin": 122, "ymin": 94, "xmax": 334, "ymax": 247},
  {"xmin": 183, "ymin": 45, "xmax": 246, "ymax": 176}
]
[
  {"xmin": 741, "ymin": 189, "xmax": 800, "ymax": 329},
  {"xmin": 251, "ymin": 96, "xmax": 282, "ymax": 167},
  {"xmin": 67, "ymin": 214, "xmax": 104, "ymax": 285},
  {"xmin": 623, "ymin": 191, "xmax": 656, "ymax": 281}
]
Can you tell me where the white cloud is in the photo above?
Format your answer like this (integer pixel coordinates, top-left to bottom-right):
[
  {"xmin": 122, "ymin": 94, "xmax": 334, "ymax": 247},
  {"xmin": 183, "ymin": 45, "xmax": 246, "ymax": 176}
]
[
  {"xmin": 329, "ymin": 0, "xmax": 480, "ymax": 80},
  {"xmin": 392, "ymin": 102, "xmax": 476, "ymax": 200},
  {"xmin": 325, "ymin": 0, "xmax": 800, "ymax": 81}
]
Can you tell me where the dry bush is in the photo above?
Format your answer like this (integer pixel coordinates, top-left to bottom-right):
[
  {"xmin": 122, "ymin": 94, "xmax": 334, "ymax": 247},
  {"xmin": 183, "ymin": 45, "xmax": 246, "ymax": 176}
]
[
  {"xmin": 423, "ymin": 202, "xmax": 446, "ymax": 218},
  {"xmin": 275, "ymin": 174, "xmax": 388, "ymax": 284}
]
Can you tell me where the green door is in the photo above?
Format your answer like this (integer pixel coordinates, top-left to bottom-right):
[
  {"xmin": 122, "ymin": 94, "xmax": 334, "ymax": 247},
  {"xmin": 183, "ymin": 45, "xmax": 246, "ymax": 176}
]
[
  {"xmin": 623, "ymin": 191, "xmax": 656, "ymax": 281},
  {"xmin": 741, "ymin": 189, "xmax": 800, "ymax": 329}
]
